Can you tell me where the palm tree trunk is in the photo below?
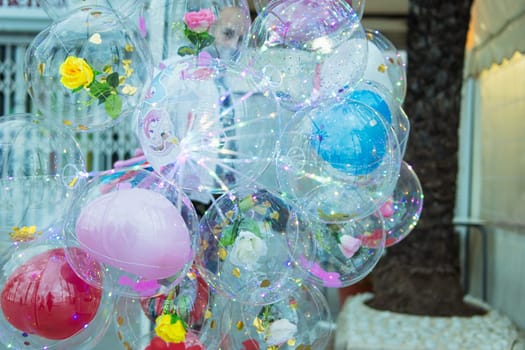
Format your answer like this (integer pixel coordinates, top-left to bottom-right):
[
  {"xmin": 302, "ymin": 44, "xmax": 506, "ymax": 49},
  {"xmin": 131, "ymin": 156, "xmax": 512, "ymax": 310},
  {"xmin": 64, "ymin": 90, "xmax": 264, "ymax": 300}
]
[{"xmin": 366, "ymin": 0, "xmax": 484, "ymax": 316}]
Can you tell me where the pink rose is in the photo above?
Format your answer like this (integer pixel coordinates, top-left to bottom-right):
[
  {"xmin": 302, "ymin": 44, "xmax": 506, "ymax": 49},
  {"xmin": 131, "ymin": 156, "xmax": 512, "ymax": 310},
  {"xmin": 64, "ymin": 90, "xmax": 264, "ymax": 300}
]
[
  {"xmin": 184, "ymin": 9, "xmax": 216, "ymax": 33},
  {"xmin": 339, "ymin": 235, "xmax": 361, "ymax": 259}
]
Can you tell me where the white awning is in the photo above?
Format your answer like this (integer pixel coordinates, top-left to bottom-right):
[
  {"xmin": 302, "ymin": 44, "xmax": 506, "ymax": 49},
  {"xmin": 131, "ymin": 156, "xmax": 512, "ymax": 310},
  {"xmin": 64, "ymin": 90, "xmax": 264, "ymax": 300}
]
[{"xmin": 465, "ymin": 0, "xmax": 525, "ymax": 77}]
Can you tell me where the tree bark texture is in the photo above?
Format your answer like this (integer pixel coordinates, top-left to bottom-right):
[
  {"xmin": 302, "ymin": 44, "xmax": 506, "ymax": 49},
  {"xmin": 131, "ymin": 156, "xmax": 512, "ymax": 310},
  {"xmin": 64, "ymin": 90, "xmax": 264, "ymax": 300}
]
[{"xmin": 366, "ymin": 0, "xmax": 485, "ymax": 316}]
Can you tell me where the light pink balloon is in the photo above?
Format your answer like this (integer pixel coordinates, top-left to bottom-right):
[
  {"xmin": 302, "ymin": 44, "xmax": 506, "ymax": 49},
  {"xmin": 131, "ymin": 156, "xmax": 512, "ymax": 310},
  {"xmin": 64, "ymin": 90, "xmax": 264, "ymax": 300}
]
[{"xmin": 76, "ymin": 188, "xmax": 192, "ymax": 280}]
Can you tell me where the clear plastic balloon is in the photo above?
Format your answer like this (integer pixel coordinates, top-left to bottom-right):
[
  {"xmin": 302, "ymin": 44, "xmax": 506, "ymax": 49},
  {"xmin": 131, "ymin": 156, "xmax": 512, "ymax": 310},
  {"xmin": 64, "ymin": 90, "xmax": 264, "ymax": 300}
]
[
  {"xmin": 196, "ymin": 186, "xmax": 315, "ymax": 305},
  {"xmin": 276, "ymin": 99, "xmax": 401, "ymax": 221},
  {"xmin": 345, "ymin": 80, "xmax": 410, "ymax": 157},
  {"xmin": 301, "ymin": 211, "xmax": 385, "ymax": 288},
  {"xmin": 137, "ymin": 57, "xmax": 280, "ymax": 195},
  {"xmin": 246, "ymin": 0, "xmax": 368, "ymax": 111},
  {"xmin": 25, "ymin": 6, "xmax": 152, "ymax": 132},
  {"xmin": 114, "ymin": 268, "xmax": 209, "ymax": 350},
  {"xmin": 0, "ymin": 114, "xmax": 85, "ymax": 245},
  {"xmin": 0, "ymin": 239, "xmax": 113, "ymax": 349},
  {"xmin": 39, "ymin": 0, "xmax": 144, "ymax": 20},
  {"xmin": 363, "ymin": 28, "xmax": 407, "ymax": 104},
  {"xmin": 345, "ymin": 0, "xmax": 366, "ymax": 20},
  {"xmin": 219, "ymin": 285, "xmax": 333, "ymax": 349},
  {"xmin": 64, "ymin": 168, "xmax": 198, "ymax": 298},
  {"xmin": 253, "ymin": 0, "xmax": 365, "ymax": 19},
  {"xmin": 381, "ymin": 161, "xmax": 424, "ymax": 247},
  {"xmin": 394, "ymin": 106, "xmax": 411, "ymax": 158},
  {"xmin": 143, "ymin": 0, "xmax": 251, "ymax": 64}
]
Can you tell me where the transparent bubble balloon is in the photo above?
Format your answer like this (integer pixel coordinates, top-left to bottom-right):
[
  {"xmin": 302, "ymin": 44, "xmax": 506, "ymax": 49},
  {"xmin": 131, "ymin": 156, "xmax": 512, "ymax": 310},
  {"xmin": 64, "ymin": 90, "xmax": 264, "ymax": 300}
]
[
  {"xmin": 0, "ymin": 114, "xmax": 85, "ymax": 246},
  {"xmin": 345, "ymin": 0, "xmax": 366, "ymax": 20},
  {"xmin": 39, "ymin": 0, "xmax": 144, "ymax": 20},
  {"xmin": 143, "ymin": 0, "xmax": 251, "ymax": 64},
  {"xmin": 247, "ymin": 0, "xmax": 368, "ymax": 111},
  {"xmin": 219, "ymin": 285, "xmax": 333, "ymax": 349},
  {"xmin": 276, "ymin": 99, "xmax": 401, "ymax": 221},
  {"xmin": 0, "ymin": 239, "xmax": 114, "ymax": 349},
  {"xmin": 301, "ymin": 210, "xmax": 385, "ymax": 288},
  {"xmin": 137, "ymin": 57, "xmax": 280, "ymax": 195},
  {"xmin": 64, "ymin": 168, "xmax": 198, "ymax": 298},
  {"xmin": 196, "ymin": 186, "xmax": 315, "ymax": 305},
  {"xmin": 25, "ymin": 6, "xmax": 152, "ymax": 132},
  {"xmin": 346, "ymin": 80, "xmax": 410, "ymax": 157},
  {"xmin": 394, "ymin": 106, "xmax": 411, "ymax": 158},
  {"xmin": 363, "ymin": 28, "xmax": 407, "ymax": 104},
  {"xmin": 114, "ymin": 268, "xmax": 209, "ymax": 350},
  {"xmin": 253, "ymin": 0, "xmax": 365, "ymax": 19},
  {"xmin": 380, "ymin": 161, "xmax": 424, "ymax": 247}
]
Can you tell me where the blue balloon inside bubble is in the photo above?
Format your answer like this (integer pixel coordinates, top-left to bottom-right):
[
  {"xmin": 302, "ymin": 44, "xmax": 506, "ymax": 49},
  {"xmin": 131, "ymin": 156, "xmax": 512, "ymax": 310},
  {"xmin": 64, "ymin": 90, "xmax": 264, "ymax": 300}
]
[
  {"xmin": 309, "ymin": 101, "xmax": 388, "ymax": 176},
  {"xmin": 348, "ymin": 88, "xmax": 392, "ymax": 123}
]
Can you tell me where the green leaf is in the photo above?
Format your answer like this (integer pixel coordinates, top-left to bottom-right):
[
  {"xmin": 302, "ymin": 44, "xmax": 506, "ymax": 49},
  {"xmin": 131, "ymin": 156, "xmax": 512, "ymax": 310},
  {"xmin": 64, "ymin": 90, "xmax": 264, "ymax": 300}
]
[
  {"xmin": 219, "ymin": 225, "xmax": 236, "ymax": 247},
  {"xmin": 104, "ymin": 94, "xmax": 122, "ymax": 119},
  {"xmin": 199, "ymin": 32, "xmax": 215, "ymax": 49},
  {"xmin": 89, "ymin": 80, "xmax": 112, "ymax": 103},
  {"xmin": 238, "ymin": 218, "xmax": 261, "ymax": 237},
  {"xmin": 177, "ymin": 46, "xmax": 197, "ymax": 56},
  {"xmin": 184, "ymin": 27, "xmax": 201, "ymax": 46},
  {"xmin": 106, "ymin": 72, "xmax": 119, "ymax": 88}
]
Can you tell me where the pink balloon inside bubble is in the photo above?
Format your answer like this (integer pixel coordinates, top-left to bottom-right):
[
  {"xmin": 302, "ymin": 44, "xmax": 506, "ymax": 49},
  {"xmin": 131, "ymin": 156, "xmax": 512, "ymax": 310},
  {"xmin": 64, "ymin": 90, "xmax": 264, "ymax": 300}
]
[{"xmin": 76, "ymin": 188, "xmax": 192, "ymax": 280}]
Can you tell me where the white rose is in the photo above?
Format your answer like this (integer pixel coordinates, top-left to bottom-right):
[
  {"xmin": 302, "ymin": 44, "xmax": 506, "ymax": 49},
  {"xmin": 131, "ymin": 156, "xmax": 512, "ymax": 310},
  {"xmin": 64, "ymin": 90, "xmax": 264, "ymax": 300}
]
[
  {"xmin": 228, "ymin": 230, "xmax": 267, "ymax": 269},
  {"xmin": 266, "ymin": 318, "xmax": 298, "ymax": 346}
]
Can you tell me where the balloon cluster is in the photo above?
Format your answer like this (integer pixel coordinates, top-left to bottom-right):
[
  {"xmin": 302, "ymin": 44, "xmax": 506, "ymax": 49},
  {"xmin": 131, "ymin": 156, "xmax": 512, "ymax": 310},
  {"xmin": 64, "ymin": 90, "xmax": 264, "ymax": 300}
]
[{"xmin": 0, "ymin": 0, "xmax": 424, "ymax": 349}]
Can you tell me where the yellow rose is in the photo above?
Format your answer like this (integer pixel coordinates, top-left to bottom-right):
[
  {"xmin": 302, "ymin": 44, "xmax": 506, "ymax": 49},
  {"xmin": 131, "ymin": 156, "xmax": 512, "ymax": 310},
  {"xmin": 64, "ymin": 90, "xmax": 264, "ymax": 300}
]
[
  {"xmin": 59, "ymin": 56, "xmax": 94, "ymax": 90},
  {"xmin": 154, "ymin": 314, "xmax": 186, "ymax": 344}
]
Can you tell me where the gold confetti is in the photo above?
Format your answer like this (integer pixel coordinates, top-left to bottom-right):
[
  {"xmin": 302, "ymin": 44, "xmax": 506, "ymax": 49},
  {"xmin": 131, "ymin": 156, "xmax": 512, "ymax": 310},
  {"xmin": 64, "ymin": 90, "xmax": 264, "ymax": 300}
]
[
  {"xmin": 63, "ymin": 119, "xmax": 72, "ymax": 126},
  {"xmin": 123, "ymin": 341, "xmax": 132, "ymax": 350},
  {"xmin": 253, "ymin": 317, "xmax": 264, "ymax": 333},
  {"xmin": 117, "ymin": 316, "xmax": 124, "ymax": 326},
  {"xmin": 117, "ymin": 331, "xmax": 123, "ymax": 340},
  {"xmin": 9, "ymin": 226, "xmax": 42, "ymax": 242},
  {"xmin": 377, "ymin": 64, "xmax": 387, "ymax": 73},
  {"xmin": 236, "ymin": 321, "xmax": 244, "ymax": 330},
  {"xmin": 68, "ymin": 176, "xmax": 79, "ymax": 188},
  {"xmin": 260, "ymin": 279, "xmax": 271, "ymax": 288},
  {"xmin": 77, "ymin": 124, "xmax": 89, "ymax": 131},
  {"xmin": 204, "ymin": 310, "xmax": 212, "ymax": 319},
  {"xmin": 287, "ymin": 338, "xmax": 296, "ymax": 346},
  {"xmin": 210, "ymin": 319, "xmax": 216, "ymax": 329},
  {"xmin": 218, "ymin": 247, "xmax": 228, "ymax": 260},
  {"xmin": 232, "ymin": 267, "xmax": 241, "ymax": 278},
  {"xmin": 186, "ymin": 270, "xmax": 196, "ymax": 280},
  {"xmin": 388, "ymin": 57, "xmax": 395, "ymax": 64},
  {"xmin": 366, "ymin": 32, "xmax": 374, "ymax": 40},
  {"xmin": 121, "ymin": 84, "xmax": 138, "ymax": 96},
  {"xmin": 89, "ymin": 33, "xmax": 102, "ymax": 44},
  {"xmin": 296, "ymin": 345, "xmax": 312, "ymax": 350},
  {"xmin": 225, "ymin": 210, "xmax": 235, "ymax": 218},
  {"xmin": 268, "ymin": 346, "xmax": 279, "ymax": 350},
  {"xmin": 38, "ymin": 63, "xmax": 45, "ymax": 75},
  {"xmin": 269, "ymin": 211, "xmax": 279, "ymax": 220},
  {"xmin": 125, "ymin": 43, "xmax": 135, "ymax": 52}
]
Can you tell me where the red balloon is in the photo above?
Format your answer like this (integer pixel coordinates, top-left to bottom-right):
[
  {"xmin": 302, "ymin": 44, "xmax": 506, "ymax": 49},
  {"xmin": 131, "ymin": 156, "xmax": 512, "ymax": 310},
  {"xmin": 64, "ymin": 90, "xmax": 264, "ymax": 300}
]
[{"xmin": 1, "ymin": 248, "xmax": 102, "ymax": 340}]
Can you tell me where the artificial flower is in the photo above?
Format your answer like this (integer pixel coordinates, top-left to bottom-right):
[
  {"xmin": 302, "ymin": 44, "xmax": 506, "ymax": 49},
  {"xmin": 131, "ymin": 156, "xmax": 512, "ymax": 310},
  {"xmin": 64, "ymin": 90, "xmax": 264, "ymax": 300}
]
[
  {"xmin": 265, "ymin": 318, "xmax": 297, "ymax": 346},
  {"xmin": 339, "ymin": 234, "xmax": 361, "ymax": 259},
  {"xmin": 183, "ymin": 9, "xmax": 216, "ymax": 33},
  {"xmin": 58, "ymin": 55, "xmax": 129, "ymax": 119},
  {"xmin": 155, "ymin": 314, "xmax": 187, "ymax": 344},
  {"xmin": 228, "ymin": 230, "xmax": 267, "ymax": 269},
  {"xmin": 178, "ymin": 9, "xmax": 216, "ymax": 56},
  {"xmin": 59, "ymin": 56, "xmax": 94, "ymax": 89}
]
